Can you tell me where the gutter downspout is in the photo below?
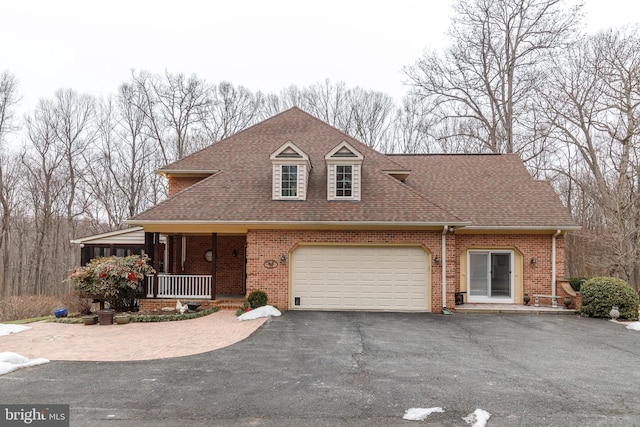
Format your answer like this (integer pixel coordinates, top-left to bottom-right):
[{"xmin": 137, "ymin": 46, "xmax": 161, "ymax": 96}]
[
  {"xmin": 551, "ymin": 230, "xmax": 561, "ymax": 297},
  {"xmin": 442, "ymin": 226, "xmax": 448, "ymax": 310}
]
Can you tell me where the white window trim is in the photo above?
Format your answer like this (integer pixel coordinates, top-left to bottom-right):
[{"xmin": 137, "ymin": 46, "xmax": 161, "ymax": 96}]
[
  {"xmin": 335, "ymin": 164, "xmax": 354, "ymax": 198},
  {"xmin": 280, "ymin": 164, "xmax": 299, "ymax": 198},
  {"xmin": 270, "ymin": 141, "xmax": 311, "ymax": 201},
  {"xmin": 325, "ymin": 141, "xmax": 363, "ymax": 201}
]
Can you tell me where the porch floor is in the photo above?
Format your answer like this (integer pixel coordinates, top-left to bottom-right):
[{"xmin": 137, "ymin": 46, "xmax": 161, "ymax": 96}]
[{"xmin": 454, "ymin": 303, "xmax": 578, "ymax": 315}]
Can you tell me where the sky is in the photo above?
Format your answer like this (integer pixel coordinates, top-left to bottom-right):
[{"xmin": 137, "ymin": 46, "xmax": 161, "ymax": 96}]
[{"xmin": 1, "ymin": 0, "xmax": 639, "ymax": 114}]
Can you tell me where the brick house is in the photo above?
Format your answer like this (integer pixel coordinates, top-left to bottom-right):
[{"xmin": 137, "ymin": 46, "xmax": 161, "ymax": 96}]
[{"xmin": 126, "ymin": 107, "xmax": 578, "ymax": 312}]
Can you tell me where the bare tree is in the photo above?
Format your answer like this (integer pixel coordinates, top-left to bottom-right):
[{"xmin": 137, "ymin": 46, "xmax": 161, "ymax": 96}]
[
  {"xmin": 88, "ymin": 85, "xmax": 158, "ymax": 229},
  {"xmin": 51, "ymin": 89, "xmax": 95, "ymax": 272},
  {"xmin": 388, "ymin": 94, "xmax": 434, "ymax": 154},
  {"xmin": 404, "ymin": 0, "xmax": 582, "ymax": 157},
  {"xmin": 22, "ymin": 99, "xmax": 66, "ymax": 294},
  {"xmin": 0, "ymin": 71, "xmax": 19, "ymax": 297},
  {"xmin": 200, "ymin": 82, "xmax": 265, "ymax": 142},
  {"xmin": 348, "ymin": 88, "xmax": 396, "ymax": 151},
  {"xmin": 130, "ymin": 70, "xmax": 212, "ymax": 164},
  {"xmin": 541, "ymin": 27, "xmax": 640, "ymax": 288}
]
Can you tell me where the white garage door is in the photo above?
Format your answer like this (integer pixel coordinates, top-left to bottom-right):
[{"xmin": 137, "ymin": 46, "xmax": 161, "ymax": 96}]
[{"xmin": 290, "ymin": 245, "xmax": 430, "ymax": 312}]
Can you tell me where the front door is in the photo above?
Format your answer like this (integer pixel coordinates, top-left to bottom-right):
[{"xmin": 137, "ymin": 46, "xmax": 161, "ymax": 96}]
[{"xmin": 468, "ymin": 251, "xmax": 513, "ymax": 302}]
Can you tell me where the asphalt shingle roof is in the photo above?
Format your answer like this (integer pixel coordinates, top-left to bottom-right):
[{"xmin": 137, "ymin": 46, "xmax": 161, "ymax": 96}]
[
  {"xmin": 394, "ymin": 154, "xmax": 577, "ymax": 228},
  {"xmin": 132, "ymin": 108, "xmax": 576, "ymax": 229}
]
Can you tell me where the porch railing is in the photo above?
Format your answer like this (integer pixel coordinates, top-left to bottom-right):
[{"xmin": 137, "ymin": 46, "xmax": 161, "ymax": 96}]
[{"xmin": 146, "ymin": 274, "xmax": 212, "ymax": 299}]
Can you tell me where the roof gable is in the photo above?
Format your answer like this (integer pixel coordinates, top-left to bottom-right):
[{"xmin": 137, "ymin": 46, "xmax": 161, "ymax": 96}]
[
  {"xmin": 325, "ymin": 141, "xmax": 364, "ymax": 161},
  {"xmin": 131, "ymin": 108, "xmax": 464, "ymax": 227},
  {"xmin": 132, "ymin": 109, "xmax": 576, "ymax": 230},
  {"xmin": 270, "ymin": 140, "xmax": 310, "ymax": 163}
]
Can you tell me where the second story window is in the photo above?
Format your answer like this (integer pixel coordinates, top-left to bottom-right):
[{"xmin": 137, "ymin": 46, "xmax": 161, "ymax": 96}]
[
  {"xmin": 325, "ymin": 141, "xmax": 363, "ymax": 201},
  {"xmin": 271, "ymin": 141, "xmax": 310, "ymax": 201},
  {"xmin": 281, "ymin": 165, "xmax": 298, "ymax": 197},
  {"xmin": 336, "ymin": 165, "xmax": 352, "ymax": 197}
]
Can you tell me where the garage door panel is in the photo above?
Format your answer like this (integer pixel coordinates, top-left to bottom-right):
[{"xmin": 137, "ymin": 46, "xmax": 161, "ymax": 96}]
[{"xmin": 291, "ymin": 245, "xmax": 430, "ymax": 312}]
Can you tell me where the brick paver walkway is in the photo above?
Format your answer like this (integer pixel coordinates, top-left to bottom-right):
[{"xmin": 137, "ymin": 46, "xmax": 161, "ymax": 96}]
[{"xmin": 0, "ymin": 310, "xmax": 267, "ymax": 362}]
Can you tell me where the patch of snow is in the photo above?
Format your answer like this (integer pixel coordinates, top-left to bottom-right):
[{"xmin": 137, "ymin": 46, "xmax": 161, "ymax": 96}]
[
  {"xmin": 626, "ymin": 322, "xmax": 640, "ymax": 331},
  {"xmin": 403, "ymin": 407, "xmax": 444, "ymax": 421},
  {"xmin": 0, "ymin": 352, "xmax": 49, "ymax": 376},
  {"xmin": 0, "ymin": 323, "xmax": 30, "ymax": 337},
  {"xmin": 237, "ymin": 305, "xmax": 281, "ymax": 321},
  {"xmin": 463, "ymin": 409, "xmax": 491, "ymax": 427}
]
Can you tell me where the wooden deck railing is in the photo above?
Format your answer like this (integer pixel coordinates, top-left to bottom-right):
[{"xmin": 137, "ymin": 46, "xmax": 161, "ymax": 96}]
[{"xmin": 146, "ymin": 274, "xmax": 212, "ymax": 299}]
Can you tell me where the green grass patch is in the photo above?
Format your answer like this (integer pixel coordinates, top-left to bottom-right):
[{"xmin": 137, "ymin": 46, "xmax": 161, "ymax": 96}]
[
  {"xmin": 4, "ymin": 315, "xmax": 56, "ymax": 324},
  {"xmin": 52, "ymin": 306, "xmax": 220, "ymax": 324}
]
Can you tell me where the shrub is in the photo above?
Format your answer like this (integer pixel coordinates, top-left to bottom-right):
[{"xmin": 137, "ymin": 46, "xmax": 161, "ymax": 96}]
[
  {"xmin": 0, "ymin": 295, "xmax": 70, "ymax": 322},
  {"xmin": 580, "ymin": 277, "xmax": 639, "ymax": 320},
  {"xmin": 568, "ymin": 277, "xmax": 588, "ymax": 292},
  {"xmin": 247, "ymin": 290, "xmax": 268, "ymax": 309},
  {"xmin": 68, "ymin": 254, "xmax": 155, "ymax": 312}
]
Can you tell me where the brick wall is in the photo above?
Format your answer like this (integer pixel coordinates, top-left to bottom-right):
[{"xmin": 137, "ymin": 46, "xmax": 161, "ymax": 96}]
[
  {"xmin": 168, "ymin": 177, "xmax": 204, "ymax": 197},
  {"xmin": 139, "ymin": 298, "xmax": 219, "ymax": 312},
  {"xmin": 455, "ymin": 233, "xmax": 561, "ymax": 298},
  {"xmin": 246, "ymin": 229, "xmax": 443, "ymax": 311},
  {"xmin": 246, "ymin": 229, "xmax": 567, "ymax": 312},
  {"xmin": 147, "ymin": 229, "xmax": 567, "ymax": 312},
  {"xmin": 168, "ymin": 235, "xmax": 245, "ymax": 295}
]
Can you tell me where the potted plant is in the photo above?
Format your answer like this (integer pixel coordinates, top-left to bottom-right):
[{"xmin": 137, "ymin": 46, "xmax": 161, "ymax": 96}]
[
  {"xmin": 98, "ymin": 309, "xmax": 115, "ymax": 325},
  {"xmin": 82, "ymin": 314, "xmax": 98, "ymax": 325},
  {"xmin": 187, "ymin": 301, "xmax": 201, "ymax": 312},
  {"xmin": 114, "ymin": 313, "xmax": 131, "ymax": 324}
]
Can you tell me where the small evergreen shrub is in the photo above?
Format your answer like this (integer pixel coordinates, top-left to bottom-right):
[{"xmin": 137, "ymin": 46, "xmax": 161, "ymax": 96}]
[
  {"xmin": 568, "ymin": 277, "xmax": 588, "ymax": 292},
  {"xmin": 580, "ymin": 277, "xmax": 639, "ymax": 320},
  {"xmin": 247, "ymin": 290, "xmax": 268, "ymax": 309}
]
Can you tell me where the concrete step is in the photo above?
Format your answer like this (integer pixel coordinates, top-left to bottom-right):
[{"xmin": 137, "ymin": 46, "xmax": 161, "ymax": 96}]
[{"xmin": 455, "ymin": 303, "xmax": 578, "ymax": 315}]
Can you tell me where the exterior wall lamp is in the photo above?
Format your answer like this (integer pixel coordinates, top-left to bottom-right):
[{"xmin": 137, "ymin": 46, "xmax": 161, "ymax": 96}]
[
  {"xmin": 434, "ymin": 255, "xmax": 440, "ymax": 265},
  {"xmin": 232, "ymin": 249, "xmax": 237, "ymax": 257},
  {"xmin": 530, "ymin": 257, "xmax": 536, "ymax": 265},
  {"xmin": 280, "ymin": 254, "xmax": 287, "ymax": 264}
]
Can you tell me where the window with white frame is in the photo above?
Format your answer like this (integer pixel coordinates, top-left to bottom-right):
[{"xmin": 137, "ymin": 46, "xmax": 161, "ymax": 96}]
[
  {"xmin": 270, "ymin": 141, "xmax": 310, "ymax": 201},
  {"xmin": 325, "ymin": 141, "xmax": 363, "ymax": 201},
  {"xmin": 281, "ymin": 165, "xmax": 298, "ymax": 197},
  {"xmin": 335, "ymin": 165, "xmax": 353, "ymax": 197}
]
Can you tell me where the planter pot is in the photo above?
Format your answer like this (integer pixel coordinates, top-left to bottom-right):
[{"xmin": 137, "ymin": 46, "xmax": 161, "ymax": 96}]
[
  {"xmin": 114, "ymin": 314, "xmax": 130, "ymax": 325},
  {"xmin": 98, "ymin": 309, "xmax": 115, "ymax": 325},
  {"xmin": 82, "ymin": 315, "xmax": 98, "ymax": 325},
  {"xmin": 54, "ymin": 308, "xmax": 68, "ymax": 318},
  {"xmin": 187, "ymin": 302, "xmax": 201, "ymax": 312}
]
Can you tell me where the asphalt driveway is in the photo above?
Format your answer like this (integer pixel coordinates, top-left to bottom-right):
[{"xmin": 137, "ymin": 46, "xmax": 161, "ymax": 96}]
[{"xmin": 1, "ymin": 312, "xmax": 639, "ymax": 426}]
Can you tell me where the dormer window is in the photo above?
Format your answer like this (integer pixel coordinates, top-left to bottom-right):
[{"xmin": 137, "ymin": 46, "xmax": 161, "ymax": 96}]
[
  {"xmin": 270, "ymin": 141, "xmax": 311, "ymax": 201},
  {"xmin": 336, "ymin": 165, "xmax": 352, "ymax": 197},
  {"xmin": 325, "ymin": 141, "xmax": 364, "ymax": 201},
  {"xmin": 281, "ymin": 165, "xmax": 298, "ymax": 197}
]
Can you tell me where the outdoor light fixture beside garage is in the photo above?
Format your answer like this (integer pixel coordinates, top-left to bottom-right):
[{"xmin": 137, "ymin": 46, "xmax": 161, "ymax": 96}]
[{"xmin": 434, "ymin": 255, "xmax": 440, "ymax": 265}]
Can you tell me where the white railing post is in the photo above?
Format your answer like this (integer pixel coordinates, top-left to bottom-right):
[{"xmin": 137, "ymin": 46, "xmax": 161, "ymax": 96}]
[{"xmin": 144, "ymin": 275, "xmax": 213, "ymax": 299}]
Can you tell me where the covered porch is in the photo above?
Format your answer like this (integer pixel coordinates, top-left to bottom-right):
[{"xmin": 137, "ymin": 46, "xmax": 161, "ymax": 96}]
[{"xmin": 143, "ymin": 232, "xmax": 247, "ymax": 300}]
